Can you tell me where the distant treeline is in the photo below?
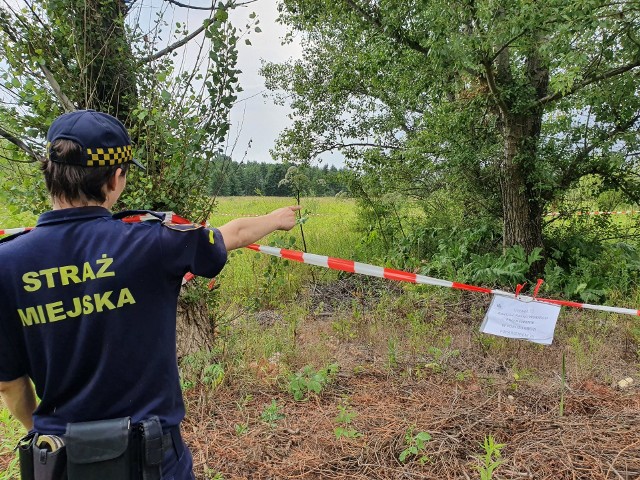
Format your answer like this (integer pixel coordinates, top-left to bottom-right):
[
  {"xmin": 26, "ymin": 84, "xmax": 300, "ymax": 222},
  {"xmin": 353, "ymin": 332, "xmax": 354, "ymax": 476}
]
[{"xmin": 209, "ymin": 159, "xmax": 348, "ymax": 197}]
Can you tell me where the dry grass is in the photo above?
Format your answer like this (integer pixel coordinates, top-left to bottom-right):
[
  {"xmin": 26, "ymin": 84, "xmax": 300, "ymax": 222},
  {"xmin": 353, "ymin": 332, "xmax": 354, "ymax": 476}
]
[
  {"xmin": 184, "ymin": 373, "xmax": 639, "ymax": 479},
  {"xmin": 181, "ymin": 278, "xmax": 640, "ymax": 480}
]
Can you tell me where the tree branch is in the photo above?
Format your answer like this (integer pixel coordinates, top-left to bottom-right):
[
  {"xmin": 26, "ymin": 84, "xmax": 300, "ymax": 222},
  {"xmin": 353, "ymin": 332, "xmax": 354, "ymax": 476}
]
[
  {"xmin": 139, "ymin": 24, "xmax": 206, "ymax": 63},
  {"xmin": 40, "ymin": 63, "xmax": 75, "ymax": 112},
  {"xmin": 557, "ymin": 112, "xmax": 640, "ymax": 191},
  {"xmin": 1, "ymin": 4, "xmax": 74, "ymax": 112},
  {"xmin": 343, "ymin": 0, "xmax": 430, "ymax": 57},
  {"xmin": 482, "ymin": 61, "xmax": 509, "ymax": 117},
  {"xmin": 164, "ymin": 0, "xmax": 258, "ymax": 11},
  {"xmin": 0, "ymin": 125, "xmax": 44, "ymax": 162},
  {"xmin": 536, "ymin": 59, "xmax": 640, "ymax": 107}
]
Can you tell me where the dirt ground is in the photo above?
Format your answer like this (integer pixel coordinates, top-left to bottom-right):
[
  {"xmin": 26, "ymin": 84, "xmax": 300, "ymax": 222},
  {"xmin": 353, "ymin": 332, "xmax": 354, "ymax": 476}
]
[{"xmin": 183, "ymin": 285, "xmax": 640, "ymax": 480}]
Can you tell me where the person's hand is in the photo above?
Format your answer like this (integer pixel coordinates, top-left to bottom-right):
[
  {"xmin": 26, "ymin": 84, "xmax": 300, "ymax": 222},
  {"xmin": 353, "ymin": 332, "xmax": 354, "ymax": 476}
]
[{"xmin": 270, "ymin": 205, "xmax": 302, "ymax": 231}]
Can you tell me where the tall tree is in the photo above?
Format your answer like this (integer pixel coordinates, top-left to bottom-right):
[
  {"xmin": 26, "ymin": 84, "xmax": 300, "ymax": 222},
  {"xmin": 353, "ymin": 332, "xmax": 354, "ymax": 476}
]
[
  {"xmin": 0, "ymin": 0, "xmax": 258, "ymax": 355},
  {"xmin": 0, "ymin": 0, "xmax": 256, "ymax": 221},
  {"xmin": 266, "ymin": 0, "xmax": 640, "ymax": 259}
]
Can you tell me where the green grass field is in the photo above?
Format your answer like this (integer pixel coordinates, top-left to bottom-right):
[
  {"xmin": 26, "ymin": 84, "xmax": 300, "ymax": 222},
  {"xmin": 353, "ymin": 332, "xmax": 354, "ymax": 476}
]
[{"xmin": 208, "ymin": 196, "xmax": 359, "ymax": 303}]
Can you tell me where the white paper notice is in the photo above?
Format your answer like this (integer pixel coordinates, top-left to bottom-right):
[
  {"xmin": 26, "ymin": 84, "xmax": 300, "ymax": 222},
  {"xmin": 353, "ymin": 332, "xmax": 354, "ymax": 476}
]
[{"xmin": 480, "ymin": 295, "xmax": 561, "ymax": 345}]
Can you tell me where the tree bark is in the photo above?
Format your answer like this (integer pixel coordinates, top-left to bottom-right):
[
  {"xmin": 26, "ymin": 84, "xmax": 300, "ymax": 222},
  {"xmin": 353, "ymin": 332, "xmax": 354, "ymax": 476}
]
[
  {"xmin": 75, "ymin": 0, "xmax": 138, "ymax": 119},
  {"xmin": 500, "ymin": 115, "xmax": 544, "ymax": 256},
  {"xmin": 497, "ymin": 46, "xmax": 549, "ymax": 270}
]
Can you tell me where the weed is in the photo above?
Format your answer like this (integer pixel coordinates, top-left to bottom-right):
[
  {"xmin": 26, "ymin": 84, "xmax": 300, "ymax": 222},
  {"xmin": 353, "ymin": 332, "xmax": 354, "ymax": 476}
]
[
  {"xmin": 260, "ymin": 234, "xmax": 298, "ymax": 307},
  {"xmin": 387, "ymin": 337, "xmax": 399, "ymax": 369},
  {"xmin": 288, "ymin": 363, "xmax": 339, "ymax": 401},
  {"xmin": 509, "ymin": 365, "xmax": 535, "ymax": 392},
  {"xmin": 334, "ymin": 399, "xmax": 362, "ymax": 440},
  {"xmin": 203, "ymin": 467, "xmax": 225, "ymax": 480},
  {"xmin": 180, "ymin": 349, "xmax": 224, "ymax": 390},
  {"xmin": 234, "ymin": 423, "xmax": 249, "ymax": 436},
  {"xmin": 424, "ymin": 340, "xmax": 460, "ymax": 373},
  {"xmin": 331, "ymin": 315, "xmax": 356, "ymax": 340},
  {"xmin": 568, "ymin": 335, "xmax": 602, "ymax": 376},
  {"xmin": 399, "ymin": 427, "xmax": 432, "ymax": 464},
  {"xmin": 475, "ymin": 435, "xmax": 505, "ymax": 480},
  {"xmin": 260, "ymin": 399, "xmax": 285, "ymax": 427},
  {"xmin": 455, "ymin": 370, "xmax": 473, "ymax": 381},
  {"xmin": 0, "ymin": 405, "xmax": 22, "ymax": 480},
  {"xmin": 236, "ymin": 394, "xmax": 253, "ymax": 411},
  {"xmin": 203, "ymin": 363, "xmax": 225, "ymax": 389}
]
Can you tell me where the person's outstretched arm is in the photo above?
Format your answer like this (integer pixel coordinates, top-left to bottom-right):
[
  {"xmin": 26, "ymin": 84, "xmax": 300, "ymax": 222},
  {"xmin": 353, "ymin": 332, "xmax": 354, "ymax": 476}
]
[
  {"xmin": 0, "ymin": 375, "xmax": 36, "ymax": 431},
  {"xmin": 218, "ymin": 205, "xmax": 301, "ymax": 251}
]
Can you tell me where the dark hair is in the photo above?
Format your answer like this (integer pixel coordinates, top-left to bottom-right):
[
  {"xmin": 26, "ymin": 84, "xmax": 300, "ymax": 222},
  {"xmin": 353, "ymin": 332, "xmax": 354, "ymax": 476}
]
[{"xmin": 41, "ymin": 140, "xmax": 129, "ymax": 204}]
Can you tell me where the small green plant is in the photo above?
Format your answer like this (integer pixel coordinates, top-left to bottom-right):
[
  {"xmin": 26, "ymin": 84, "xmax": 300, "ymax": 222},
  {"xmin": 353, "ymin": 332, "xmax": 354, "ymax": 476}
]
[
  {"xmin": 234, "ymin": 423, "xmax": 249, "ymax": 436},
  {"xmin": 179, "ymin": 349, "xmax": 224, "ymax": 391},
  {"xmin": 509, "ymin": 364, "xmax": 535, "ymax": 392},
  {"xmin": 203, "ymin": 467, "xmax": 225, "ymax": 480},
  {"xmin": 455, "ymin": 370, "xmax": 473, "ymax": 381},
  {"xmin": 180, "ymin": 379, "xmax": 195, "ymax": 391},
  {"xmin": 424, "ymin": 341, "xmax": 460, "ymax": 373},
  {"xmin": 0, "ymin": 406, "xmax": 23, "ymax": 479},
  {"xmin": 236, "ymin": 394, "xmax": 253, "ymax": 412},
  {"xmin": 387, "ymin": 336, "xmax": 399, "ymax": 369},
  {"xmin": 203, "ymin": 363, "xmax": 225, "ymax": 389},
  {"xmin": 259, "ymin": 234, "xmax": 298, "ymax": 306},
  {"xmin": 288, "ymin": 363, "xmax": 339, "ymax": 401},
  {"xmin": 331, "ymin": 316, "xmax": 356, "ymax": 340},
  {"xmin": 399, "ymin": 427, "xmax": 432, "ymax": 464},
  {"xmin": 334, "ymin": 399, "xmax": 363, "ymax": 439},
  {"xmin": 475, "ymin": 435, "xmax": 505, "ymax": 480},
  {"xmin": 260, "ymin": 399, "xmax": 285, "ymax": 427}
]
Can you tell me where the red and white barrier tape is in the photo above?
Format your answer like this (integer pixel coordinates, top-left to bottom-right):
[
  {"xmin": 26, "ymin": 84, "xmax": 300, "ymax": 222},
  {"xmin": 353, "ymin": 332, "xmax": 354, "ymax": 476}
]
[
  {"xmin": 246, "ymin": 244, "xmax": 640, "ymax": 317},
  {"xmin": 0, "ymin": 227, "xmax": 33, "ymax": 236},
  {"xmin": 3, "ymin": 216, "xmax": 639, "ymax": 316}
]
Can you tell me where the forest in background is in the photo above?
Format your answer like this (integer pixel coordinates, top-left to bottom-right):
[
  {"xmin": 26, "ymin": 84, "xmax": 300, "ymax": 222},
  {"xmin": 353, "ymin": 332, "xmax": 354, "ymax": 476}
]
[{"xmin": 209, "ymin": 158, "xmax": 347, "ymax": 197}]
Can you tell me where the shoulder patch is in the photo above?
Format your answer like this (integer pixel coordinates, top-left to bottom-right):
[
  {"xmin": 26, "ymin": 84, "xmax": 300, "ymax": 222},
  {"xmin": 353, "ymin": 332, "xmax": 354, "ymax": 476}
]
[
  {"xmin": 0, "ymin": 230, "xmax": 31, "ymax": 244},
  {"xmin": 163, "ymin": 223, "xmax": 203, "ymax": 232}
]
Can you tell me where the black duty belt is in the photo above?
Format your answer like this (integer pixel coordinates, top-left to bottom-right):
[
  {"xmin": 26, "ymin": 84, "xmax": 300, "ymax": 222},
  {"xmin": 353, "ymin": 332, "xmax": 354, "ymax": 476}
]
[
  {"xmin": 18, "ymin": 417, "xmax": 184, "ymax": 480},
  {"xmin": 162, "ymin": 426, "xmax": 184, "ymax": 460}
]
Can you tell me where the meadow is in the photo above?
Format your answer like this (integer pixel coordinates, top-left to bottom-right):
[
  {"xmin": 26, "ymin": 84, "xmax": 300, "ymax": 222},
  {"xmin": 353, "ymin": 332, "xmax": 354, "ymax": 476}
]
[{"xmin": 1, "ymin": 197, "xmax": 639, "ymax": 479}]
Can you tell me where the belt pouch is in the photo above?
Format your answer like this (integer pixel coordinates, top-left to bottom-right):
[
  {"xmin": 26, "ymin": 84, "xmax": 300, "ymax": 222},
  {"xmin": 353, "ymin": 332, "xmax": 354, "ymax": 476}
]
[
  {"xmin": 17, "ymin": 432, "xmax": 36, "ymax": 480},
  {"xmin": 140, "ymin": 416, "xmax": 163, "ymax": 480},
  {"xmin": 65, "ymin": 417, "xmax": 131, "ymax": 480},
  {"xmin": 33, "ymin": 441, "xmax": 67, "ymax": 480}
]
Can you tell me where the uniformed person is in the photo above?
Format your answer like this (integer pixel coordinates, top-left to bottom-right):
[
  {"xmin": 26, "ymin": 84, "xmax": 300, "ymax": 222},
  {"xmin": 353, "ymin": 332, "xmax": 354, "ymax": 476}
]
[{"xmin": 0, "ymin": 110, "xmax": 300, "ymax": 479}]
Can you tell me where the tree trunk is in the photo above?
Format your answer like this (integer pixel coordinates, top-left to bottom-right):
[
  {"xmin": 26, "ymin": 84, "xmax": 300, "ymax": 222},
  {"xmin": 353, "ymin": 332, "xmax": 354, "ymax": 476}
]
[
  {"xmin": 500, "ymin": 115, "xmax": 544, "ymax": 256},
  {"xmin": 74, "ymin": 0, "xmax": 138, "ymax": 119},
  {"xmin": 176, "ymin": 283, "xmax": 216, "ymax": 358},
  {"xmin": 498, "ymin": 46, "xmax": 549, "ymax": 267}
]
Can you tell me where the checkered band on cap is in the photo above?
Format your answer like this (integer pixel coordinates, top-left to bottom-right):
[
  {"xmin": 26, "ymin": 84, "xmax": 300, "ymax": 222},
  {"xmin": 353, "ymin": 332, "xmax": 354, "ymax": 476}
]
[
  {"xmin": 86, "ymin": 145, "xmax": 134, "ymax": 166},
  {"xmin": 46, "ymin": 110, "xmax": 145, "ymax": 170}
]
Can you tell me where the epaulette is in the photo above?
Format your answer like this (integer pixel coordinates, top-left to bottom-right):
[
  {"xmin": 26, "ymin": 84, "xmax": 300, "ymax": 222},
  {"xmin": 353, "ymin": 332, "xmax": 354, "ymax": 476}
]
[
  {"xmin": 0, "ymin": 230, "xmax": 31, "ymax": 244},
  {"xmin": 163, "ymin": 222, "xmax": 203, "ymax": 232},
  {"xmin": 113, "ymin": 210, "xmax": 166, "ymax": 222}
]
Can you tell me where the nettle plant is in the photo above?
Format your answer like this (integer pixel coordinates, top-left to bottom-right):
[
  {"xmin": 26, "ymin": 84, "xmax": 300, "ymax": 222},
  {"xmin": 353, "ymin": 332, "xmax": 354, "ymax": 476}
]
[
  {"xmin": 288, "ymin": 363, "xmax": 339, "ymax": 401},
  {"xmin": 399, "ymin": 427, "xmax": 432, "ymax": 465},
  {"xmin": 333, "ymin": 398, "xmax": 362, "ymax": 440}
]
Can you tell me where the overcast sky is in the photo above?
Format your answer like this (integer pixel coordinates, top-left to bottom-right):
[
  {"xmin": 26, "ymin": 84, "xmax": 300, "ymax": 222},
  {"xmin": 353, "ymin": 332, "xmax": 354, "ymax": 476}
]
[
  {"xmin": 226, "ymin": 2, "xmax": 307, "ymax": 164},
  {"xmin": 144, "ymin": 0, "xmax": 344, "ymax": 166}
]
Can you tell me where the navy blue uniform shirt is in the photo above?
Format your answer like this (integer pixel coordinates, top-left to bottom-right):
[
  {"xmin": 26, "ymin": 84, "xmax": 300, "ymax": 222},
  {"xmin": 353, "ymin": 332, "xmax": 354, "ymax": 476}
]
[{"xmin": 0, "ymin": 207, "xmax": 227, "ymax": 434}]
